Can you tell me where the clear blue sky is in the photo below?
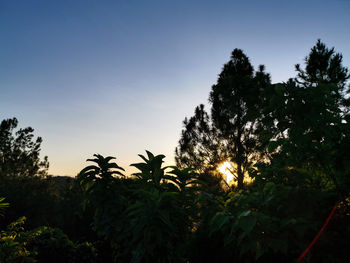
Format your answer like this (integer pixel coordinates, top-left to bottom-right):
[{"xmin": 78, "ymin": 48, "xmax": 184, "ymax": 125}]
[{"xmin": 1, "ymin": 0, "xmax": 349, "ymax": 176}]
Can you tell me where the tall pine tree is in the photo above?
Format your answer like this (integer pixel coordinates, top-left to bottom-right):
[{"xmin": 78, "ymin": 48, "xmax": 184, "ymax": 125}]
[
  {"xmin": 260, "ymin": 40, "xmax": 350, "ymax": 194},
  {"xmin": 176, "ymin": 49, "xmax": 271, "ymax": 188}
]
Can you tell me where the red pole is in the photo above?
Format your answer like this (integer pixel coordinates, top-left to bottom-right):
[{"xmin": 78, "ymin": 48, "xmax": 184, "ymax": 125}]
[{"xmin": 297, "ymin": 203, "xmax": 337, "ymax": 262}]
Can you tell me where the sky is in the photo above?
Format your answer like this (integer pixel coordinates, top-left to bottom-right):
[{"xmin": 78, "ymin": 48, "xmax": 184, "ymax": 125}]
[{"xmin": 1, "ymin": 0, "xmax": 349, "ymax": 176}]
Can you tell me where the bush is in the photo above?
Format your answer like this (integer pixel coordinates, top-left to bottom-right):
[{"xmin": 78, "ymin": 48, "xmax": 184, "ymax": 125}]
[
  {"xmin": 24, "ymin": 226, "xmax": 97, "ymax": 263},
  {"xmin": 0, "ymin": 216, "xmax": 35, "ymax": 263}
]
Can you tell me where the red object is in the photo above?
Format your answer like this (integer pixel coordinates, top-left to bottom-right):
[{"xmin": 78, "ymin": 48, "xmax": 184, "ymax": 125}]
[{"xmin": 297, "ymin": 203, "xmax": 337, "ymax": 262}]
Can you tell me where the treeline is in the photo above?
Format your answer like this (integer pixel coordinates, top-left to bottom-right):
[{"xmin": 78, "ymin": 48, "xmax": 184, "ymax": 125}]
[{"xmin": 0, "ymin": 40, "xmax": 349, "ymax": 262}]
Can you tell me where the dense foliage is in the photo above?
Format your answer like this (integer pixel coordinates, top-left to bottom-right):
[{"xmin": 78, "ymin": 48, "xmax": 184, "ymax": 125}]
[
  {"xmin": 0, "ymin": 40, "xmax": 349, "ymax": 262},
  {"xmin": 0, "ymin": 118, "xmax": 49, "ymax": 177}
]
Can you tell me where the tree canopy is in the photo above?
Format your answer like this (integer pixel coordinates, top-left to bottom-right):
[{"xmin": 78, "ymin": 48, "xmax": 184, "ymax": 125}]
[
  {"xmin": 176, "ymin": 41, "xmax": 349, "ymax": 191},
  {"xmin": 0, "ymin": 118, "xmax": 49, "ymax": 177},
  {"xmin": 176, "ymin": 49, "xmax": 271, "ymax": 188}
]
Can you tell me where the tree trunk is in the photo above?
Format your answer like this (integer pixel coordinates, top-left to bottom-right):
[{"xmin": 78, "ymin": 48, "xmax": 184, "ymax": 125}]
[{"xmin": 237, "ymin": 164, "xmax": 244, "ymax": 189}]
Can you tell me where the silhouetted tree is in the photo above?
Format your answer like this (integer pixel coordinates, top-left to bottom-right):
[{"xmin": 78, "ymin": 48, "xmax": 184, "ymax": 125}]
[
  {"xmin": 175, "ymin": 104, "xmax": 224, "ymax": 174},
  {"xmin": 0, "ymin": 118, "xmax": 62, "ymax": 230},
  {"xmin": 176, "ymin": 49, "xmax": 271, "ymax": 188},
  {"xmin": 258, "ymin": 40, "xmax": 350, "ymax": 195},
  {"xmin": 0, "ymin": 118, "xmax": 49, "ymax": 177},
  {"xmin": 295, "ymin": 39, "xmax": 350, "ymax": 114},
  {"xmin": 295, "ymin": 39, "xmax": 349, "ymax": 89}
]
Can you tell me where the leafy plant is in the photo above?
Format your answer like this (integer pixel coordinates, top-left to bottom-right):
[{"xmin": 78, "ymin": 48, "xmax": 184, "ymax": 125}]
[
  {"xmin": 24, "ymin": 226, "xmax": 97, "ymax": 263},
  {"xmin": 208, "ymin": 183, "xmax": 331, "ymax": 262},
  {"xmin": 115, "ymin": 151, "xmax": 203, "ymax": 262},
  {"xmin": 130, "ymin": 151, "xmax": 169, "ymax": 190},
  {"xmin": 78, "ymin": 154, "xmax": 125, "ymax": 192},
  {"xmin": 0, "ymin": 197, "xmax": 9, "ymax": 217},
  {"xmin": 0, "ymin": 216, "xmax": 35, "ymax": 263},
  {"xmin": 77, "ymin": 154, "xmax": 127, "ymax": 242}
]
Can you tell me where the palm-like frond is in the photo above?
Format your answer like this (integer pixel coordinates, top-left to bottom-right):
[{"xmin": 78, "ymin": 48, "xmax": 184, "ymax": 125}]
[
  {"xmin": 77, "ymin": 154, "xmax": 125, "ymax": 190},
  {"xmin": 0, "ymin": 197, "xmax": 9, "ymax": 217}
]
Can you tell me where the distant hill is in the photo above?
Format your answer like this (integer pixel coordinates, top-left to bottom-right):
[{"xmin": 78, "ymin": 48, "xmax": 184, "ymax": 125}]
[{"xmin": 50, "ymin": 175, "xmax": 76, "ymax": 194}]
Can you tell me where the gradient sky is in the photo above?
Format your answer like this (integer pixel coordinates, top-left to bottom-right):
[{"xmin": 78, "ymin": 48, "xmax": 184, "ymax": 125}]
[{"xmin": 1, "ymin": 0, "xmax": 349, "ymax": 176}]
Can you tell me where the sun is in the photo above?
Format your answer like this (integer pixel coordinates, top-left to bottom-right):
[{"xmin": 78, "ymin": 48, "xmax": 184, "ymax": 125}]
[
  {"xmin": 218, "ymin": 161, "xmax": 254, "ymax": 186},
  {"xmin": 218, "ymin": 161, "xmax": 235, "ymax": 184}
]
